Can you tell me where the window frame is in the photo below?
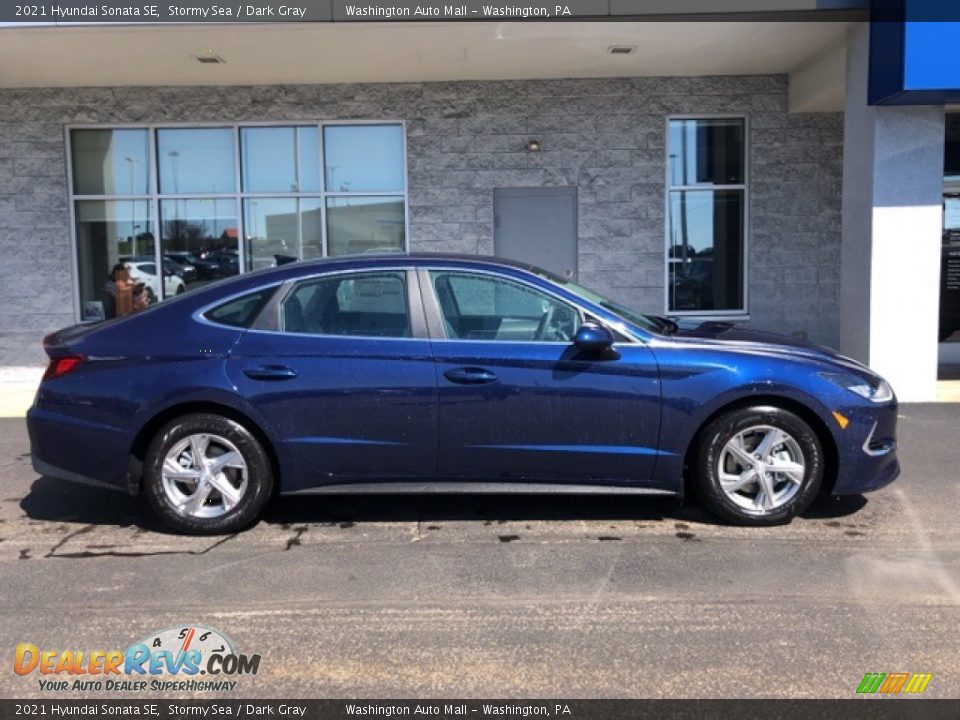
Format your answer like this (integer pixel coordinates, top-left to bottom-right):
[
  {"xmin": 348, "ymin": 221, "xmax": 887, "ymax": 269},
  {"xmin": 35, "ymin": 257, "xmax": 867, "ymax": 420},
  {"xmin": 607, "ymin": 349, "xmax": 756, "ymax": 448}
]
[
  {"xmin": 65, "ymin": 120, "xmax": 410, "ymax": 323},
  {"xmin": 663, "ymin": 114, "xmax": 750, "ymax": 319}
]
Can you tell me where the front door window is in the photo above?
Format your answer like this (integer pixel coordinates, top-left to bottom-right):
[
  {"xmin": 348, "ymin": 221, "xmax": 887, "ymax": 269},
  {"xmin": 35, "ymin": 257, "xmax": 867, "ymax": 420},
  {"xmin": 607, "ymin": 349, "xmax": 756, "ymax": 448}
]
[{"xmin": 429, "ymin": 271, "xmax": 580, "ymax": 343}]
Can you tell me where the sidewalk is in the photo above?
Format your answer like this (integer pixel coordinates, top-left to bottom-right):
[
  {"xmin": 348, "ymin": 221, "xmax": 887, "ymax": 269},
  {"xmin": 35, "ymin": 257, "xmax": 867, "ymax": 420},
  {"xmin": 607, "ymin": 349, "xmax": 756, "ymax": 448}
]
[{"xmin": 0, "ymin": 367, "xmax": 43, "ymax": 418}]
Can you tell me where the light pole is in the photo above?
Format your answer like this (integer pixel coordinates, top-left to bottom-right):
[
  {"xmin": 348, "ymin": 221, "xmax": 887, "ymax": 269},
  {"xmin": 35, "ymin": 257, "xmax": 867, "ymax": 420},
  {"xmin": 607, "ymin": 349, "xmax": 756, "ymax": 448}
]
[
  {"xmin": 168, "ymin": 150, "xmax": 181, "ymax": 253},
  {"xmin": 124, "ymin": 155, "xmax": 139, "ymax": 255}
]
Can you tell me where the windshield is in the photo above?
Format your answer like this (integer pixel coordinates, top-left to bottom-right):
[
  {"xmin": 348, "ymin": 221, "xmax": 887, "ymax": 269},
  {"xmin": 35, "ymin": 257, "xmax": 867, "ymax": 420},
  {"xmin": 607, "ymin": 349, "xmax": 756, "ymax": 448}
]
[{"xmin": 533, "ymin": 271, "xmax": 669, "ymax": 334}]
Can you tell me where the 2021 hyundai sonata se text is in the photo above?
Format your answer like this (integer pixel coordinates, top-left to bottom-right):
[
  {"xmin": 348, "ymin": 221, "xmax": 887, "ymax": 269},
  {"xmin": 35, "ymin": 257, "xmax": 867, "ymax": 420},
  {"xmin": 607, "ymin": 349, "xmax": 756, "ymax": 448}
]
[{"xmin": 28, "ymin": 254, "xmax": 900, "ymax": 534}]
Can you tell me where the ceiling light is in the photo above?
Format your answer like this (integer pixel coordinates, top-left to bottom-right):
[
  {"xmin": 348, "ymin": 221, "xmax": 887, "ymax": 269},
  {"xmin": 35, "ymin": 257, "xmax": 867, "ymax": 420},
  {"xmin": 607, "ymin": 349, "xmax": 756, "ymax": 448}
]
[{"xmin": 194, "ymin": 53, "xmax": 225, "ymax": 64}]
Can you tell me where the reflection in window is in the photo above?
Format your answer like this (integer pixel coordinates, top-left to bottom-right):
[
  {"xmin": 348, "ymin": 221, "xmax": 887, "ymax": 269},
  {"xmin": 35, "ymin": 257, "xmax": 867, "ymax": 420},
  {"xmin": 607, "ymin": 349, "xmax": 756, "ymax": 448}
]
[
  {"xmin": 668, "ymin": 191, "xmax": 744, "ymax": 312},
  {"xmin": 157, "ymin": 128, "xmax": 236, "ymax": 194},
  {"xmin": 71, "ymin": 129, "xmax": 150, "ymax": 196},
  {"xmin": 241, "ymin": 126, "xmax": 319, "ymax": 193},
  {"xmin": 667, "ymin": 118, "xmax": 746, "ymax": 313},
  {"xmin": 324, "ymin": 125, "xmax": 405, "ymax": 192},
  {"xmin": 668, "ymin": 118, "xmax": 744, "ymax": 187},
  {"xmin": 160, "ymin": 199, "xmax": 239, "ymax": 297},
  {"xmin": 75, "ymin": 200, "xmax": 153, "ymax": 320},
  {"xmin": 70, "ymin": 123, "xmax": 407, "ymax": 321},
  {"xmin": 326, "ymin": 197, "xmax": 405, "ymax": 256},
  {"xmin": 243, "ymin": 198, "xmax": 323, "ymax": 272}
]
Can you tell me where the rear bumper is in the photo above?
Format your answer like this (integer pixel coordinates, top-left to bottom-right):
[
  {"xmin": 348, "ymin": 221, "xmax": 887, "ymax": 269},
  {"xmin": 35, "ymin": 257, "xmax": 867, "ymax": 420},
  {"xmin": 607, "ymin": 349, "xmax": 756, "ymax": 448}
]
[
  {"xmin": 27, "ymin": 406, "xmax": 133, "ymax": 494},
  {"xmin": 32, "ymin": 456, "xmax": 129, "ymax": 494},
  {"xmin": 831, "ymin": 401, "xmax": 900, "ymax": 495}
]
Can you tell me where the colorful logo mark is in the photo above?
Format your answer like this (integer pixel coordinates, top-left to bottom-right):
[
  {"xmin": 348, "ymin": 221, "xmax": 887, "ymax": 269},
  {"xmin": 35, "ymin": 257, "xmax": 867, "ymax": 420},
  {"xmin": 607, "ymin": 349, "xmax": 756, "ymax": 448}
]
[
  {"xmin": 13, "ymin": 624, "xmax": 265, "ymax": 694},
  {"xmin": 857, "ymin": 672, "xmax": 933, "ymax": 695}
]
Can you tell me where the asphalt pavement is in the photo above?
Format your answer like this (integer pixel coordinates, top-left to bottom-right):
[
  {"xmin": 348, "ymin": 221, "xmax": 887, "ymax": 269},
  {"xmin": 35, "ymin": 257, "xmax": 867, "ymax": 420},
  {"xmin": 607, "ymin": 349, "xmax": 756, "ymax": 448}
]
[{"xmin": 0, "ymin": 405, "xmax": 958, "ymax": 699}]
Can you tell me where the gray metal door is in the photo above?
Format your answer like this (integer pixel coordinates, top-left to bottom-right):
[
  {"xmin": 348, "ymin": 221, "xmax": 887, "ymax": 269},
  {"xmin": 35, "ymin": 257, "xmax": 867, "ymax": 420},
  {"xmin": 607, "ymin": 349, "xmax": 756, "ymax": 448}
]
[{"xmin": 494, "ymin": 187, "xmax": 578, "ymax": 280}]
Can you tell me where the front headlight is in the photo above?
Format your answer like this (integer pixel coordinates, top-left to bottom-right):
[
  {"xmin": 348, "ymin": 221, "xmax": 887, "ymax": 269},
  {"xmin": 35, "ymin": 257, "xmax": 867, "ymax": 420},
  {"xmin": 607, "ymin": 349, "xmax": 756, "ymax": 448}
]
[{"xmin": 821, "ymin": 373, "xmax": 894, "ymax": 403}]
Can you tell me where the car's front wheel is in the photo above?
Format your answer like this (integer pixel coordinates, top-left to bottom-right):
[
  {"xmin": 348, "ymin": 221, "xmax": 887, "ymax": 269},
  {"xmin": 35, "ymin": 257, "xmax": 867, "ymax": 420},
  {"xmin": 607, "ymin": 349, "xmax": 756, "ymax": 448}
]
[
  {"xmin": 144, "ymin": 413, "xmax": 274, "ymax": 534},
  {"xmin": 693, "ymin": 406, "xmax": 823, "ymax": 526}
]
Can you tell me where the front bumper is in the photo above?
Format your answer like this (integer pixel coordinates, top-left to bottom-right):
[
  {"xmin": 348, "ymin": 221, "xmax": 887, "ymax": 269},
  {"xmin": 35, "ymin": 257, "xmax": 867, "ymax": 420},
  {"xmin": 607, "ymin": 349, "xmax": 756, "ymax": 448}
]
[{"xmin": 830, "ymin": 400, "xmax": 900, "ymax": 495}]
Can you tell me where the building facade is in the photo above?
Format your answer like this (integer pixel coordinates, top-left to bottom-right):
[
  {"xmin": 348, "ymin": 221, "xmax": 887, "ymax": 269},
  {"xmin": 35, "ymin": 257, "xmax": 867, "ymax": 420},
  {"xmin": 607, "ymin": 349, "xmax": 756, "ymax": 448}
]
[
  {"xmin": 0, "ymin": 75, "xmax": 844, "ymax": 365},
  {"xmin": 0, "ymin": 12, "xmax": 956, "ymax": 401}
]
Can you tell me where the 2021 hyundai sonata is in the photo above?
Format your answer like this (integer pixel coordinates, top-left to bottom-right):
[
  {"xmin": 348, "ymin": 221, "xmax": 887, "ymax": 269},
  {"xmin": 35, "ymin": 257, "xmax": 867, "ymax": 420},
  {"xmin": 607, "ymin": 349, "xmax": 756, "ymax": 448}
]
[{"xmin": 28, "ymin": 255, "xmax": 899, "ymax": 534}]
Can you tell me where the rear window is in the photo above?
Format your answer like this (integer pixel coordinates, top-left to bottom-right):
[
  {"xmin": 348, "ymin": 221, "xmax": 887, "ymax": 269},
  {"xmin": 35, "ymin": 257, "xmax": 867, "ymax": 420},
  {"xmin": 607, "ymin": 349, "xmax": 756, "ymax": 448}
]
[{"xmin": 204, "ymin": 288, "xmax": 274, "ymax": 328}]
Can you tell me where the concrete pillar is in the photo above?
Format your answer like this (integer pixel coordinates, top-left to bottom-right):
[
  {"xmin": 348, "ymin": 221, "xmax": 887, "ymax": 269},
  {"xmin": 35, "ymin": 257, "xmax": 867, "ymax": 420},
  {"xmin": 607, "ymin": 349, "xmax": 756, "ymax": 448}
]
[{"xmin": 840, "ymin": 23, "xmax": 944, "ymax": 402}]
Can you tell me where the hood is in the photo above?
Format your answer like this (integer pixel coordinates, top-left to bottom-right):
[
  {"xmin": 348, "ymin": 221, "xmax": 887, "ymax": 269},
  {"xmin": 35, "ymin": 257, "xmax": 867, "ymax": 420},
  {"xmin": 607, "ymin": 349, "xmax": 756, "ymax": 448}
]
[
  {"xmin": 666, "ymin": 320, "xmax": 878, "ymax": 378},
  {"xmin": 673, "ymin": 320, "xmax": 833, "ymax": 354}
]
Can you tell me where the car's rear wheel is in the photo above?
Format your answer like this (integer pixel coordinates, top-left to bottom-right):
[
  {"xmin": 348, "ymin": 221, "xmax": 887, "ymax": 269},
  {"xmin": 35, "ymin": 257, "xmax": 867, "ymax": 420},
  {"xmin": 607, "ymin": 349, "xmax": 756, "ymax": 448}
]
[
  {"xmin": 144, "ymin": 413, "xmax": 274, "ymax": 534},
  {"xmin": 693, "ymin": 406, "xmax": 823, "ymax": 526}
]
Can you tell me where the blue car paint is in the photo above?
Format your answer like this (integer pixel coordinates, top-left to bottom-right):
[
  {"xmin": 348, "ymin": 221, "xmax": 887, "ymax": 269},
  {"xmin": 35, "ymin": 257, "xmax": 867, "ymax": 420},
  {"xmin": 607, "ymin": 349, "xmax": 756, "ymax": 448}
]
[
  {"xmin": 429, "ymin": 339, "xmax": 666, "ymax": 486},
  {"xmin": 27, "ymin": 254, "xmax": 899, "ymax": 500},
  {"xmin": 224, "ymin": 331, "xmax": 438, "ymax": 488}
]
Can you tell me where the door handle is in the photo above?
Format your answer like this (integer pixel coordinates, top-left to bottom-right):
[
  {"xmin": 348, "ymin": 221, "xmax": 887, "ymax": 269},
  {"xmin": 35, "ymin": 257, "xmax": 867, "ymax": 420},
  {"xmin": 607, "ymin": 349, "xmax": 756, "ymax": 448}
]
[
  {"xmin": 443, "ymin": 367, "xmax": 498, "ymax": 385},
  {"xmin": 243, "ymin": 365, "xmax": 298, "ymax": 381}
]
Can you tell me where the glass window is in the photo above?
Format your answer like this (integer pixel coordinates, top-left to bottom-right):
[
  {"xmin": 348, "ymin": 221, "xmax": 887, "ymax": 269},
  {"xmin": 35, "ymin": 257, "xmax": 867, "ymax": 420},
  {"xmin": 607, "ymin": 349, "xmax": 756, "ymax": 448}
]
[
  {"xmin": 75, "ymin": 200, "xmax": 154, "ymax": 320},
  {"xmin": 430, "ymin": 271, "xmax": 580, "ymax": 342},
  {"xmin": 71, "ymin": 129, "xmax": 149, "ymax": 196},
  {"xmin": 157, "ymin": 128, "xmax": 236, "ymax": 194},
  {"xmin": 945, "ymin": 113, "xmax": 960, "ymax": 183},
  {"xmin": 282, "ymin": 271, "xmax": 410, "ymax": 337},
  {"xmin": 241, "ymin": 126, "xmax": 319, "ymax": 193},
  {"xmin": 668, "ymin": 190, "xmax": 745, "ymax": 312},
  {"xmin": 70, "ymin": 123, "xmax": 407, "ymax": 322},
  {"xmin": 326, "ymin": 197, "xmax": 405, "ymax": 256},
  {"xmin": 205, "ymin": 289, "xmax": 274, "ymax": 328},
  {"xmin": 668, "ymin": 118, "xmax": 744, "ymax": 186},
  {"xmin": 942, "ymin": 113, "xmax": 960, "ymax": 344},
  {"xmin": 667, "ymin": 118, "xmax": 747, "ymax": 314},
  {"xmin": 243, "ymin": 198, "xmax": 323, "ymax": 272},
  {"xmin": 324, "ymin": 125, "xmax": 405, "ymax": 192},
  {"xmin": 160, "ymin": 199, "xmax": 239, "ymax": 297}
]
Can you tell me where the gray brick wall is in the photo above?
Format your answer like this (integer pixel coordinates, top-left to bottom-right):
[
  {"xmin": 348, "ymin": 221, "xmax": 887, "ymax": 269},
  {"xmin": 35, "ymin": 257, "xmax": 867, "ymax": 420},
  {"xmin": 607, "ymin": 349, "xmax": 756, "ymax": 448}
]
[{"xmin": 0, "ymin": 76, "xmax": 842, "ymax": 366}]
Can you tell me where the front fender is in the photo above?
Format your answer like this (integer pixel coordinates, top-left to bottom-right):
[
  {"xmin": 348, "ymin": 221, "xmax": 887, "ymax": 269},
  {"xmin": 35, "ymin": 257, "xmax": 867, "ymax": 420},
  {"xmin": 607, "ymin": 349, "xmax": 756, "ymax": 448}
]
[{"xmin": 649, "ymin": 347, "xmax": 846, "ymax": 493}]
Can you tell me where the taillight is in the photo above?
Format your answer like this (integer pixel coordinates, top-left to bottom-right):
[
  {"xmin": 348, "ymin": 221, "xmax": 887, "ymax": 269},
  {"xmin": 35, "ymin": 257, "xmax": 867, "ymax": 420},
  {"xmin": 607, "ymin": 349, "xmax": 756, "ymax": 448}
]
[{"xmin": 43, "ymin": 354, "xmax": 84, "ymax": 381}]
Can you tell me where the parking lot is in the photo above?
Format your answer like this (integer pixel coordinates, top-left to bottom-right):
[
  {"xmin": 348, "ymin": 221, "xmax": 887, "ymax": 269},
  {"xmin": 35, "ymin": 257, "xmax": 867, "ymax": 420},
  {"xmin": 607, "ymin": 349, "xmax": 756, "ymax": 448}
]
[{"xmin": 1, "ymin": 405, "xmax": 958, "ymax": 699}]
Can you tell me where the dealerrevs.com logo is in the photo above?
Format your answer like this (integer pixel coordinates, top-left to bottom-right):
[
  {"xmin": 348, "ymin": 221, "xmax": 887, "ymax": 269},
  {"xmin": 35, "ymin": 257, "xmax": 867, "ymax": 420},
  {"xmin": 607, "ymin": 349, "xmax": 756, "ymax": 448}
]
[{"xmin": 14, "ymin": 625, "xmax": 260, "ymax": 693}]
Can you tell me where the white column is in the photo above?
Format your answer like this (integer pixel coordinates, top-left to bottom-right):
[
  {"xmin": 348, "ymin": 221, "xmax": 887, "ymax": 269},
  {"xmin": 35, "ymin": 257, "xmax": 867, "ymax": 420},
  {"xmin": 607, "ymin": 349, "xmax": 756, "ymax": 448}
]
[{"xmin": 840, "ymin": 23, "xmax": 945, "ymax": 402}]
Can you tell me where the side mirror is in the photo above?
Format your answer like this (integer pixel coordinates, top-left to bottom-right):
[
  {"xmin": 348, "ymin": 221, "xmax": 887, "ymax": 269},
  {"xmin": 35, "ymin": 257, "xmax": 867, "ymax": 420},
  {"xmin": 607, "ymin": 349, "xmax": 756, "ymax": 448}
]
[{"xmin": 573, "ymin": 323, "xmax": 614, "ymax": 353}]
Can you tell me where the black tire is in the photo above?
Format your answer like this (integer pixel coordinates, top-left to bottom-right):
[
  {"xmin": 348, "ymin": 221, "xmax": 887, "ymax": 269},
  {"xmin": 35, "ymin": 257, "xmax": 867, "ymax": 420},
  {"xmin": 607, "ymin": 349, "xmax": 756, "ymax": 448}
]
[
  {"xmin": 693, "ymin": 405, "xmax": 823, "ymax": 526},
  {"xmin": 144, "ymin": 413, "xmax": 274, "ymax": 535}
]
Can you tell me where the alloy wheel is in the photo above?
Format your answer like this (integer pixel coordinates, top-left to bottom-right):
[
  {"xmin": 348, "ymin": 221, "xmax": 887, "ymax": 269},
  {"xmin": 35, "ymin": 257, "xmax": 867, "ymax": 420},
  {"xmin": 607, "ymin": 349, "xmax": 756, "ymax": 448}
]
[
  {"xmin": 161, "ymin": 433, "xmax": 248, "ymax": 518},
  {"xmin": 717, "ymin": 425, "xmax": 806, "ymax": 515}
]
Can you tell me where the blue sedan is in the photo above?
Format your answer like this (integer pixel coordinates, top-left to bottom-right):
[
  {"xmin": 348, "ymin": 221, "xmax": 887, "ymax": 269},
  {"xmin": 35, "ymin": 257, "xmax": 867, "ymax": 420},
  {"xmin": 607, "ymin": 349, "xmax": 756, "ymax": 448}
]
[{"xmin": 28, "ymin": 255, "xmax": 899, "ymax": 534}]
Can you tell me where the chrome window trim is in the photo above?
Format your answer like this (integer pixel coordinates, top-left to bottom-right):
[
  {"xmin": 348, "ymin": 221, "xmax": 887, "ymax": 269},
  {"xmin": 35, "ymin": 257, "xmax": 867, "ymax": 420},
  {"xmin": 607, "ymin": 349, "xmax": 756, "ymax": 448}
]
[
  {"xmin": 192, "ymin": 282, "xmax": 285, "ymax": 330},
  {"xmin": 194, "ymin": 262, "xmax": 648, "ymax": 345}
]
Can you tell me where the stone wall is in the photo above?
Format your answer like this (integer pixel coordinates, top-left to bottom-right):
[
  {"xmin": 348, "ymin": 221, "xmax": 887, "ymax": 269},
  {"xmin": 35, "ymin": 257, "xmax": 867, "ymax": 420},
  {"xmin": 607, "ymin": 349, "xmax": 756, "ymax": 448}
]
[{"xmin": 0, "ymin": 76, "xmax": 843, "ymax": 365}]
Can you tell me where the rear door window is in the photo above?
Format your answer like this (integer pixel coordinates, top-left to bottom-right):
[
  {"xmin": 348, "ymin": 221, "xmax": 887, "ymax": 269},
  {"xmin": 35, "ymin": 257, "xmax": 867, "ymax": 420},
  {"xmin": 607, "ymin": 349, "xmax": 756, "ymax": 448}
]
[
  {"xmin": 205, "ymin": 288, "xmax": 275, "ymax": 328},
  {"xmin": 282, "ymin": 271, "xmax": 411, "ymax": 338}
]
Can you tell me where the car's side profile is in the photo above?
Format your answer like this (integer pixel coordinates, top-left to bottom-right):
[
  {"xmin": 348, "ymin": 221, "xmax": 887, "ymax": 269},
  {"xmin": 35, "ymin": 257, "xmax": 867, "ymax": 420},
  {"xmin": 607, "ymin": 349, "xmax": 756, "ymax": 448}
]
[{"xmin": 28, "ymin": 255, "xmax": 900, "ymax": 534}]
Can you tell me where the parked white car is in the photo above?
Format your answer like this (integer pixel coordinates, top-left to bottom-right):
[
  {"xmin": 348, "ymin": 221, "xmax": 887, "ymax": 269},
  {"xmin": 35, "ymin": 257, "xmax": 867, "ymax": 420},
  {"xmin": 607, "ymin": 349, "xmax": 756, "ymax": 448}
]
[{"xmin": 125, "ymin": 261, "xmax": 185, "ymax": 299}]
